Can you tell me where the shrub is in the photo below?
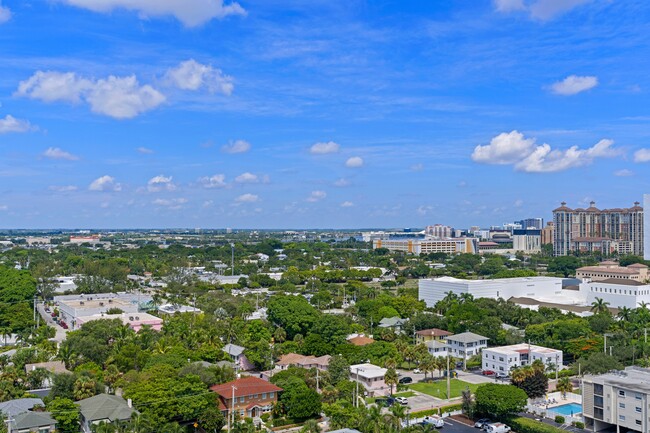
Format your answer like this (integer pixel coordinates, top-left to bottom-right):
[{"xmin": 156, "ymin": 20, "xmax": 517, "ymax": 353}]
[
  {"xmin": 260, "ymin": 413, "xmax": 270, "ymax": 422},
  {"xmin": 572, "ymin": 421, "xmax": 585, "ymax": 429},
  {"xmin": 507, "ymin": 416, "xmax": 567, "ymax": 433},
  {"xmin": 411, "ymin": 409, "xmax": 439, "ymax": 418},
  {"xmin": 441, "ymin": 403, "xmax": 463, "ymax": 414},
  {"xmin": 554, "ymin": 416, "xmax": 565, "ymax": 424}
]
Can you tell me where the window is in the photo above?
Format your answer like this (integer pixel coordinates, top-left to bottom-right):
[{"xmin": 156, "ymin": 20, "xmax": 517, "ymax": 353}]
[
  {"xmin": 262, "ymin": 393, "xmax": 267, "ymax": 399},
  {"xmin": 619, "ymin": 415, "xmax": 626, "ymax": 421},
  {"xmin": 594, "ymin": 396, "xmax": 603, "ymax": 407},
  {"xmin": 636, "ymin": 394, "xmax": 642, "ymax": 400},
  {"xmin": 620, "ymin": 403, "xmax": 626, "ymax": 408},
  {"xmin": 594, "ymin": 408, "xmax": 604, "ymax": 420},
  {"xmin": 636, "ymin": 420, "xmax": 642, "ymax": 426},
  {"xmin": 240, "ymin": 396, "xmax": 245, "ymax": 403},
  {"xmin": 499, "ymin": 357, "xmax": 504, "ymax": 362},
  {"xmin": 594, "ymin": 384, "xmax": 603, "ymax": 396},
  {"xmin": 269, "ymin": 392, "xmax": 275, "ymax": 398},
  {"xmin": 620, "ymin": 390, "xmax": 626, "ymax": 397},
  {"xmin": 636, "ymin": 407, "xmax": 642, "ymax": 413}
]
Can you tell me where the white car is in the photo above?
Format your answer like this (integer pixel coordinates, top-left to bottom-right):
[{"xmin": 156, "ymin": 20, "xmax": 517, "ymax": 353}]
[
  {"xmin": 413, "ymin": 368, "xmax": 421, "ymax": 374},
  {"xmin": 485, "ymin": 423, "xmax": 511, "ymax": 433},
  {"xmin": 395, "ymin": 397, "xmax": 408, "ymax": 405},
  {"xmin": 423, "ymin": 416, "xmax": 444, "ymax": 428}
]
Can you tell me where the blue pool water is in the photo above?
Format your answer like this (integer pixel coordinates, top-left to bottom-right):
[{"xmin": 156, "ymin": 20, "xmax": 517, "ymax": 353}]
[{"xmin": 552, "ymin": 403, "xmax": 582, "ymax": 415}]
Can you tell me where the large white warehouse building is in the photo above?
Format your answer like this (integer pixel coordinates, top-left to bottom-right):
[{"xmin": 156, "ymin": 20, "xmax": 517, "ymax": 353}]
[{"xmin": 418, "ymin": 276, "xmax": 565, "ymax": 307}]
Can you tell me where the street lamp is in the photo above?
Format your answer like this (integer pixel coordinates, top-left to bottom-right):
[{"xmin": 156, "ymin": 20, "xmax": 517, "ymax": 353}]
[{"xmin": 230, "ymin": 243, "xmax": 235, "ymax": 277}]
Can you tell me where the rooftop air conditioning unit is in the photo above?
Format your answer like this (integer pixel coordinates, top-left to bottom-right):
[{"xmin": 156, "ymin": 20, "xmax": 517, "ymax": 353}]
[{"xmin": 129, "ymin": 316, "xmax": 134, "ymax": 321}]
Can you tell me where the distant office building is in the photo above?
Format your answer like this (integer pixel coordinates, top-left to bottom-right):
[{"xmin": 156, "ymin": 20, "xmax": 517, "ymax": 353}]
[
  {"xmin": 541, "ymin": 222, "xmax": 555, "ymax": 245},
  {"xmin": 645, "ymin": 194, "xmax": 650, "ymax": 260},
  {"xmin": 373, "ymin": 238, "xmax": 478, "ymax": 254},
  {"xmin": 516, "ymin": 218, "xmax": 544, "ymax": 230},
  {"xmin": 425, "ymin": 224, "xmax": 453, "ymax": 238},
  {"xmin": 512, "ymin": 229, "xmax": 542, "ymax": 253},
  {"xmin": 576, "ymin": 261, "xmax": 648, "ymax": 282},
  {"xmin": 582, "ymin": 366, "xmax": 650, "ymax": 432},
  {"xmin": 552, "ymin": 201, "xmax": 644, "ymax": 257}
]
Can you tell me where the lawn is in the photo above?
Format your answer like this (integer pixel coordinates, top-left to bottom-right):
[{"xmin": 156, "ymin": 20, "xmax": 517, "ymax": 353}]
[{"xmin": 409, "ymin": 379, "xmax": 479, "ymax": 399}]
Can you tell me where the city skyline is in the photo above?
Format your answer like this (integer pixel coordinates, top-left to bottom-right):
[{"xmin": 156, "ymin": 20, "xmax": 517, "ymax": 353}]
[{"xmin": 1, "ymin": 1, "xmax": 650, "ymax": 228}]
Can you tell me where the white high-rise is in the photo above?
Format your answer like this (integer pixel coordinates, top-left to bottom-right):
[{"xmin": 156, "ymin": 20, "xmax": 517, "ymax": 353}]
[{"xmin": 645, "ymin": 194, "xmax": 650, "ymax": 260}]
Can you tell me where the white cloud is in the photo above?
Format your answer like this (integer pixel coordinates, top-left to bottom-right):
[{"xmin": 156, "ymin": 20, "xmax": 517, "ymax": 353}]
[
  {"xmin": 334, "ymin": 178, "xmax": 350, "ymax": 187},
  {"xmin": 410, "ymin": 163, "xmax": 424, "ymax": 172},
  {"xmin": 89, "ymin": 175, "xmax": 122, "ymax": 192},
  {"xmin": 0, "ymin": 1, "xmax": 11, "ymax": 23},
  {"xmin": 417, "ymin": 205, "xmax": 434, "ymax": 216},
  {"xmin": 166, "ymin": 59, "xmax": 234, "ymax": 95},
  {"xmin": 310, "ymin": 141, "xmax": 340, "ymax": 155},
  {"xmin": 43, "ymin": 147, "xmax": 80, "ymax": 161},
  {"xmin": 514, "ymin": 199, "xmax": 524, "ymax": 208},
  {"xmin": 634, "ymin": 148, "xmax": 650, "ymax": 163},
  {"xmin": 61, "ymin": 0, "xmax": 246, "ymax": 27},
  {"xmin": 472, "ymin": 130, "xmax": 536, "ymax": 164},
  {"xmin": 473, "ymin": 131, "xmax": 620, "ymax": 173},
  {"xmin": 234, "ymin": 172, "xmax": 258, "ymax": 183},
  {"xmin": 16, "ymin": 71, "xmax": 165, "ymax": 119},
  {"xmin": 48, "ymin": 185, "xmax": 78, "ymax": 192},
  {"xmin": 147, "ymin": 175, "xmax": 176, "ymax": 192},
  {"xmin": 493, "ymin": 0, "xmax": 525, "ymax": 12},
  {"xmin": 493, "ymin": 0, "xmax": 591, "ymax": 20},
  {"xmin": 550, "ymin": 75, "xmax": 598, "ymax": 95},
  {"xmin": 340, "ymin": 201, "xmax": 354, "ymax": 208},
  {"xmin": 152, "ymin": 198, "xmax": 187, "ymax": 210},
  {"xmin": 221, "ymin": 139, "xmax": 251, "ymax": 154},
  {"xmin": 0, "ymin": 205, "xmax": 8, "ymax": 211},
  {"xmin": 0, "ymin": 115, "xmax": 32, "ymax": 134},
  {"xmin": 345, "ymin": 156, "xmax": 364, "ymax": 168},
  {"xmin": 236, "ymin": 193, "xmax": 259, "ymax": 203},
  {"xmin": 306, "ymin": 190, "xmax": 327, "ymax": 202},
  {"xmin": 614, "ymin": 169, "xmax": 634, "ymax": 177},
  {"xmin": 137, "ymin": 146, "xmax": 154, "ymax": 154},
  {"xmin": 198, "ymin": 174, "xmax": 227, "ymax": 188}
]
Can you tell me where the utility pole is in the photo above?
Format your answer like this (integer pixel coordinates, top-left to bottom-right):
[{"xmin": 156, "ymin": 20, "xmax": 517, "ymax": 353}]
[
  {"xmin": 230, "ymin": 243, "xmax": 235, "ymax": 277},
  {"xmin": 355, "ymin": 367, "xmax": 360, "ymax": 408},
  {"xmin": 555, "ymin": 354, "xmax": 559, "ymax": 381},
  {"xmin": 33, "ymin": 295, "xmax": 37, "ymax": 328},
  {"xmin": 446, "ymin": 354, "xmax": 451, "ymax": 400},
  {"xmin": 229, "ymin": 385, "xmax": 237, "ymax": 433},
  {"xmin": 316, "ymin": 369, "xmax": 320, "ymax": 393}
]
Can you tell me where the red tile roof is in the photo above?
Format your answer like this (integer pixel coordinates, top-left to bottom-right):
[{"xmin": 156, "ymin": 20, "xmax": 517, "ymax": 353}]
[
  {"xmin": 348, "ymin": 336, "xmax": 375, "ymax": 346},
  {"xmin": 210, "ymin": 376, "xmax": 283, "ymax": 399},
  {"xmin": 415, "ymin": 328, "xmax": 452, "ymax": 337}
]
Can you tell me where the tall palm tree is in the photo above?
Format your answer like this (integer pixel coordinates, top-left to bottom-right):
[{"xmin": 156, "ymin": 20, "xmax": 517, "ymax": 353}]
[
  {"xmin": 389, "ymin": 403, "xmax": 407, "ymax": 429},
  {"xmin": 556, "ymin": 377, "xmax": 573, "ymax": 399},
  {"xmin": 618, "ymin": 306, "xmax": 632, "ymax": 322},
  {"xmin": 365, "ymin": 405, "xmax": 384, "ymax": 433},
  {"xmin": 164, "ymin": 422, "xmax": 186, "ymax": 433},
  {"xmin": 591, "ymin": 297, "xmax": 610, "ymax": 315},
  {"xmin": 385, "ymin": 368, "xmax": 399, "ymax": 395}
]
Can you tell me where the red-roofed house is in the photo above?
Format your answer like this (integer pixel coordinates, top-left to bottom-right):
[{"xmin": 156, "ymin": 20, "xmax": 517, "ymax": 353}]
[
  {"xmin": 415, "ymin": 328, "xmax": 452, "ymax": 344},
  {"xmin": 210, "ymin": 376, "xmax": 283, "ymax": 418}
]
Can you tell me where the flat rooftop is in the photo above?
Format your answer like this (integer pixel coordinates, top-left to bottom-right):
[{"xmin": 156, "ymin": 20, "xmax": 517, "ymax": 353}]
[
  {"xmin": 428, "ymin": 276, "xmax": 562, "ymax": 285},
  {"xmin": 485, "ymin": 343, "xmax": 561, "ymax": 355},
  {"xmin": 59, "ymin": 298, "xmax": 133, "ymax": 309}
]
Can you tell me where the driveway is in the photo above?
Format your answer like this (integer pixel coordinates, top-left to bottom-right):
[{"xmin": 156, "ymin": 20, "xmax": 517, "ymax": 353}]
[{"xmin": 38, "ymin": 303, "xmax": 68, "ymax": 343}]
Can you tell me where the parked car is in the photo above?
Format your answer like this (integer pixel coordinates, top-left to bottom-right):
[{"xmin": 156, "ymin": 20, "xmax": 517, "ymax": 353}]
[
  {"xmin": 44, "ymin": 307, "xmax": 51, "ymax": 313},
  {"xmin": 423, "ymin": 416, "xmax": 444, "ymax": 428},
  {"xmin": 495, "ymin": 372, "xmax": 508, "ymax": 379},
  {"xmin": 375, "ymin": 397, "xmax": 395, "ymax": 407},
  {"xmin": 413, "ymin": 368, "xmax": 421, "ymax": 374},
  {"xmin": 482, "ymin": 370, "xmax": 495, "ymax": 376},
  {"xmin": 60, "ymin": 322, "xmax": 68, "ymax": 329},
  {"xmin": 395, "ymin": 397, "xmax": 408, "ymax": 405},
  {"xmin": 399, "ymin": 376, "xmax": 413, "ymax": 384},
  {"xmin": 474, "ymin": 419, "xmax": 492, "ymax": 429},
  {"xmin": 485, "ymin": 423, "xmax": 511, "ymax": 433}
]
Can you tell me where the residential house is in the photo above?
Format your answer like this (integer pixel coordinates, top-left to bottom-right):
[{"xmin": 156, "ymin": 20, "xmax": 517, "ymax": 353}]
[
  {"xmin": 378, "ymin": 317, "xmax": 407, "ymax": 333},
  {"xmin": 210, "ymin": 376, "xmax": 282, "ymax": 418},
  {"xmin": 8, "ymin": 411, "xmax": 56, "ymax": 433},
  {"xmin": 347, "ymin": 335, "xmax": 375, "ymax": 346},
  {"xmin": 222, "ymin": 344, "xmax": 255, "ymax": 371},
  {"xmin": 425, "ymin": 340, "xmax": 449, "ymax": 357},
  {"xmin": 415, "ymin": 328, "xmax": 452, "ymax": 344},
  {"xmin": 482, "ymin": 344, "xmax": 562, "ymax": 374},
  {"xmin": 276, "ymin": 353, "xmax": 331, "ymax": 371},
  {"xmin": 0, "ymin": 399, "xmax": 45, "ymax": 417},
  {"xmin": 446, "ymin": 332, "xmax": 488, "ymax": 365},
  {"xmin": 76, "ymin": 394, "xmax": 135, "ymax": 433},
  {"xmin": 349, "ymin": 363, "xmax": 389, "ymax": 397}
]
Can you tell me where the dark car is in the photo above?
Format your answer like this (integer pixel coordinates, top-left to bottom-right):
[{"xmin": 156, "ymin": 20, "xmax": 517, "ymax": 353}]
[
  {"xmin": 375, "ymin": 397, "xmax": 395, "ymax": 407},
  {"xmin": 398, "ymin": 376, "xmax": 413, "ymax": 384}
]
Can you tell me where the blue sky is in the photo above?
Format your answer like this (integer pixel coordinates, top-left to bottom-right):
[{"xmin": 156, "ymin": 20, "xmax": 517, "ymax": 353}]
[{"xmin": 0, "ymin": 0, "xmax": 649, "ymax": 229}]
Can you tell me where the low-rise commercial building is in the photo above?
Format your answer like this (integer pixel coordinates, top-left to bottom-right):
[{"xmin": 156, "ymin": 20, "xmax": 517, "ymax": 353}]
[
  {"xmin": 582, "ymin": 366, "xmax": 650, "ymax": 432},
  {"xmin": 482, "ymin": 344, "xmax": 562, "ymax": 374},
  {"xmin": 512, "ymin": 229, "xmax": 542, "ymax": 253},
  {"xmin": 76, "ymin": 312, "xmax": 163, "ymax": 332},
  {"xmin": 373, "ymin": 238, "xmax": 478, "ymax": 254},
  {"xmin": 576, "ymin": 261, "xmax": 649, "ymax": 282},
  {"xmin": 349, "ymin": 363, "xmax": 389, "ymax": 397},
  {"xmin": 54, "ymin": 292, "xmax": 152, "ymax": 329}
]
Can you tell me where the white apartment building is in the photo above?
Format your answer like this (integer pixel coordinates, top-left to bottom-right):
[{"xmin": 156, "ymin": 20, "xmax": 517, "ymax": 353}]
[
  {"xmin": 373, "ymin": 238, "xmax": 478, "ymax": 255},
  {"xmin": 512, "ymin": 229, "xmax": 542, "ymax": 253},
  {"xmin": 425, "ymin": 340, "xmax": 449, "ymax": 357},
  {"xmin": 418, "ymin": 276, "xmax": 564, "ymax": 307},
  {"xmin": 425, "ymin": 224, "xmax": 453, "ymax": 238},
  {"xmin": 582, "ymin": 366, "xmax": 650, "ymax": 432},
  {"xmin": 446, "ymin": 332, "xmax": 488, "ymax": 362},
  {"xmin": 482, "ymin": 344, "xmax": 563, "ymax": 374},
  {"xmin": 581, "ymin": 279, "xmax": 650, "ymax": 309}
]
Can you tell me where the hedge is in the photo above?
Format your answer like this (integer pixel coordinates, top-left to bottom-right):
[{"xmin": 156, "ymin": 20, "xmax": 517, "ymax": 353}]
[
  {"xmin": 554, "ymin": 416, "xmax": 565, "ymax": 424},
  {"xmin": 411, "ymin": 408, "xmax": 439, "ymax": 418},
  {"xmin": 411, "ymin": 403, "xmax": 463, "ymax": 418},
  {"xmin": 441, "ymin": 403, "xmax": 463, "ymax": 414},
  {"xmin": 572, "ymin": 421, "xmax": 585, "ymax": 429},
  {"xmin": 507, "ymin": 417, "xmax": 567, "ymax": 433}
]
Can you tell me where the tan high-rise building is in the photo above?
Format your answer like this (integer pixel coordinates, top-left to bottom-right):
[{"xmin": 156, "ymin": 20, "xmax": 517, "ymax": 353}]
[
  {"xmin": 541, "ymin": 222, "xmax": 554, "ymax": 246},
  {"xmin": 552, "ymin": 201, "xmax": 644, "ymax": 257}
]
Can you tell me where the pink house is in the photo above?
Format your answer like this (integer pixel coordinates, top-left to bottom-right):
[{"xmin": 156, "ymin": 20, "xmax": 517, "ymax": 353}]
[
  {"xmin": 350, "ymin": 363, "xmax": 390, "ymax": 397},
  {"xmin": 76, "ymin": 312, "xmax": 163, "ymax": 332}
]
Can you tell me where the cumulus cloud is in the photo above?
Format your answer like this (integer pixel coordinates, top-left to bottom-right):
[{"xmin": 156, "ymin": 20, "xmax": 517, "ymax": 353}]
[
  {"xmin": 634, "ymin": 148, "xmax": 650, "ymax": 163},
  {"xmin": 340, "ymin": 201, "xmax": 354, "ymax": 208},
  {"xmin": 61, "ymin": 0, "xmax": 246, "ymax": 27},
  {"xmin": 16, "ymin": 71, "xmax": 165, "ymax": 119},
  {"xmin": 493, "ymin": 0, "xmax": 525, "ymax": 12},
  {"xmin": 0, "ymin": 2, "xmax": 10, "ymax": 23},
  {"xmin": 345, "ymin": 156, "xmax": 364, "ymax": 168},
  {"xmin": 334, "ymin": 178, "xmax": 350, "ymax": 187},
  {"xmin": 306, "ymin": 190, "xmax": 327, "ymax": 202},
  {"xmin": 493, "ymin": 0, "xmax": 591, "ymax": 20},
  {"xmin": 0, "ymin": 115, "xmax": 32, "ymax": 134},
  {"xmin": 137, "ymin": 146, "xmax": 154, "ymax": 154},
  {"xmin": 43, "ymin": 147, "xmax": 80, "ymax": 161},
  {"xmin": 310, "ymin": 141, "xmax": 340, "ymax": 155},
  {"xmin": 551, "ymin": 75, "xmax": 598, "ymax": 95},
  {"xmin": 472, "ymin": 130, "xmax": 620, "ymax": 173},
  {"xmin": 198, "ymin": 174, "xmax": 227, "ymax": 188},
  {"xmin": 236, "ymin": 193, "xmax": 259, "ymax": 203},
  {"xmin": 147, "ymin": 175, "xmax": 176, "ymax": 192},
  {"xmin": 234, "ymin": 172, "xmax": 258, "ymax": 183},
  {"xmin": 166, "ymin": 59, "xmax": 234, "ymax": 95},
  {"xmin": 49, "ymin": 185, "xmax": 78, "ymax": 192},
  {"xmin": 221, "ymin": 139, "xmax": 250, "ymax": 154},
  {"xmin": 152, "ymin": 197, "xmax": 187, "ymax": 209},
  {"xmin": 89, "ymin": 175, "xmax": 122, "ymax": 192},
  {"xmin": 614, "ymin": 169, "xmax": 634, "ymax": 177}
]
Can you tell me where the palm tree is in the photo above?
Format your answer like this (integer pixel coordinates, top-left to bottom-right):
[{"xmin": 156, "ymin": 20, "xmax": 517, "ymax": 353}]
[
  {"xmin": 591, "ymin": 297, "xmax": 610, "ymax": 315},
  {"xmin": 385, "ymin": 368, "xmax": 399, "ymax": 395},
  {"xmin": 459, "ymin": 293, "xmax": 474, "ymax": 304},
  {"xmin": 365, "ymin": 405, "xmax": 384, "ymax": 433},
  {"xmin": 127, "ymin": 413, "xmax": 152, "ymax": 433},
  {"xmin": 300, "ymin": 419, "xmax": 321, "ymax": 433},
  {"xmin": 618, "ymin": 306, "xmax": 632, "ymax": 322},
  {"xmin": 531, "ymin": 359, "xmax": 546, "ymax": 374},
  {"xmin": 510, "ymin": 367, "xmax": 527, "ymax": 384},
  {"xmin": 164, "ymin": 422, "xmax": 186, "ymax": 433},
  {"xmin": 390, "ymin": 403, "xmax": 407, "ymax": 429},
  {"xmin": 556, "ymin": 377, "xmax": 573, "ymax": 399}
]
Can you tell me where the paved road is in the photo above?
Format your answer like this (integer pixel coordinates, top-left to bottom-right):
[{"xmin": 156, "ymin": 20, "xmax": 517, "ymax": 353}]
[{"xmin": 37, "ymin": 303, "xmax": 68, "ymax": 343}]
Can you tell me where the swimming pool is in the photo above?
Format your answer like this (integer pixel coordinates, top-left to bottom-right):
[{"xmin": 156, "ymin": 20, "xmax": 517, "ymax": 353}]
[{"xmin": 551, "ymin": 403, "xmax": 582, "ymax": 416}]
